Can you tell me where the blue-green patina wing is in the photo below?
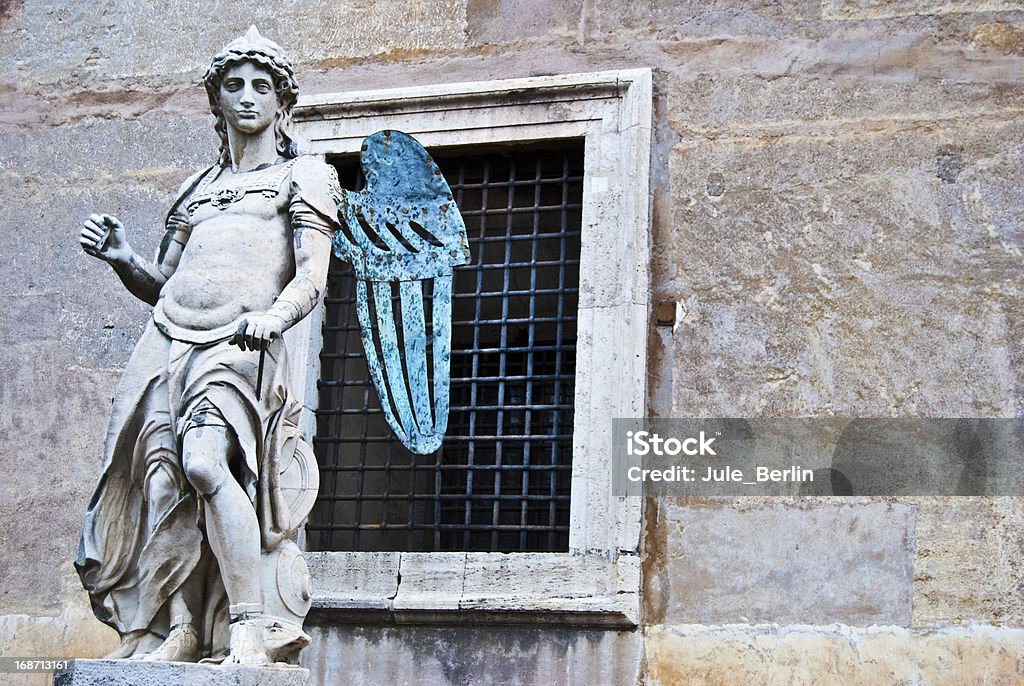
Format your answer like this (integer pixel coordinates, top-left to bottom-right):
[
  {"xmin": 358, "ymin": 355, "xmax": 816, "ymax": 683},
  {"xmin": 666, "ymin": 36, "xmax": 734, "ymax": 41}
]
[{"xmin": 333, "ymin": 130, "xmax": 470, "ymax": 454}]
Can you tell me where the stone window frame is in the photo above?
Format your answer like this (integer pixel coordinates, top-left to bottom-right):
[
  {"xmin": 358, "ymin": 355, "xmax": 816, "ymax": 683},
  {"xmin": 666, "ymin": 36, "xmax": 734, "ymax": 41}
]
[{"xmin": 286, "ymin": 69, "xmax": 651, "ymax": 627}]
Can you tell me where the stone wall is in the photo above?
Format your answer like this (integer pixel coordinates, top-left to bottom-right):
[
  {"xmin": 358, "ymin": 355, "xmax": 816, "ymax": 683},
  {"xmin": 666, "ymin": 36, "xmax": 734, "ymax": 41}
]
[{"xmin": 1, "ymin": 0, "xmax": 1022, "ymax": 683}]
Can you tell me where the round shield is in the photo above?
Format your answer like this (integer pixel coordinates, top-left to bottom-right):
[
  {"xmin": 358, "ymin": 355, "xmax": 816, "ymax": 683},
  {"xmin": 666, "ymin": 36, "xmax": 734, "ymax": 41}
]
[
  {"xmin": 278, "ymin": 436, "xmax": 319, "ymax": 528},
  {"xmin": 276, "ymin": 542, "xmax": 312, "ymax": 618}
]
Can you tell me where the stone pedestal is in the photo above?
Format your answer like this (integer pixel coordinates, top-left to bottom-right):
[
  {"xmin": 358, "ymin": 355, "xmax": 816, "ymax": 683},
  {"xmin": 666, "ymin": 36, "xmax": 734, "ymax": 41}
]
[{"xmin": 53, "ymin": 659, "xmax": 310, "ymax": 686}]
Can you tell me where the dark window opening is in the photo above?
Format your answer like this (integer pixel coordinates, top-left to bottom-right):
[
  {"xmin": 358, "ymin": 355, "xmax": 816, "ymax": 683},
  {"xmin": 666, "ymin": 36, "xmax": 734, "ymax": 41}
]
[{"xmin": 307, "ymin": 142, "xmax": 584, "ymax": 553}]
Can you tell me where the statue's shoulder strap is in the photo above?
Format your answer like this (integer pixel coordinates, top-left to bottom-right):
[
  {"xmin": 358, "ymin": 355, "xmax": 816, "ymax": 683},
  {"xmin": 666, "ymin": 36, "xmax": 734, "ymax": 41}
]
[{"xmin": 163, "ymin": 165, "xmax": 217, "ymax": 227}]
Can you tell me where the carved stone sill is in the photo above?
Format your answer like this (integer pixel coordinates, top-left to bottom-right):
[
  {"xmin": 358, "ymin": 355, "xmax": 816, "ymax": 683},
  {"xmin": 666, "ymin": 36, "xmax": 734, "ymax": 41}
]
[{"xmin": 305, "ymin": 551, "xmax": 640, "ymax": 628}]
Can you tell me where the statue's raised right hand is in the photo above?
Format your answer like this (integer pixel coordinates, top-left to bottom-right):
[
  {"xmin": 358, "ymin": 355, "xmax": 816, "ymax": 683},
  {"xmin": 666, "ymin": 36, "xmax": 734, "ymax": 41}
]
[{"xmin": 80, "ymin": 213, "xmax": 131, "ymax": 264}]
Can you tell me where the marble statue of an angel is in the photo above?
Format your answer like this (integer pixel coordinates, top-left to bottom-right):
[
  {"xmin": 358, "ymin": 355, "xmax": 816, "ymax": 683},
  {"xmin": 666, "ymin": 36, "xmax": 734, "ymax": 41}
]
[
  {"xmin": 75, "ymin": 27, "xmax": 336, "ymax": 666},
  {"xmin": 74, "ymin": 20, "xmax": 473, "ymax": 668}
]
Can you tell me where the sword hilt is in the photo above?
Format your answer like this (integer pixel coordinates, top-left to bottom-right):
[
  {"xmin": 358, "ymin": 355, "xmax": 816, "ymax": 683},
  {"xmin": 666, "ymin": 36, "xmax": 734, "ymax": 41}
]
[{"xmin": 256, "ymin": 346, "xmax": 266, "ymax": 401}]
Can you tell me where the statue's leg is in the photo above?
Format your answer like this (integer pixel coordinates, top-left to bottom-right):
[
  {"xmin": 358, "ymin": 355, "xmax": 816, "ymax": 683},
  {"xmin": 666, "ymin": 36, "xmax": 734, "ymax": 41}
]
[
  {"xmin": 137, "ymin": 460, "xmax": 202, "ymax": 662},
  {"xmin": 180, "ymin": 400, "xmax": 268, "ymax": 666},
  {"xmin": 141, "ymin": 592, "xmax": 202, "ymax": 662},
  {"xmin": 104, "ymin": 420, "xmax": 188, "ymax": 660},
  {"xmin": 109, "ymin": 426, "xmax": 203, "ymax": 663}
]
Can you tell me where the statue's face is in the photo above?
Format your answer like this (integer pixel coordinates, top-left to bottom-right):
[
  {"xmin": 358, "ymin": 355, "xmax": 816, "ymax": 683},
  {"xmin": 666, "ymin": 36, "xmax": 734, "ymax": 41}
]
[{"xmin": 219, "ymin": 61, "xmax": 279, "ymax": 136}]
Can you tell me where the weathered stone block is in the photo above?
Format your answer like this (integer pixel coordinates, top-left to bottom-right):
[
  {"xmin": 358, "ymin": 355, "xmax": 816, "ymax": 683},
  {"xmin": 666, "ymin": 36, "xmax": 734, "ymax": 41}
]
[
  {"xmin": 0, "ymin": 2, "xmax": 466, "ymax": 88},
  {"xmin": 0, "ymin": 114, "xmax": 215, "ymax": 180},
  {"xmin": 587, "ymin": 0, "xmax": 821, "ymax": 39},
  {"xmin": 466, "ymin": 0, "xmax": 582, "ymax": 43},
  {"xmin": 664, "ymin": 93, "xmax": 1024, "ymax": 415},
  {"xmin": 667, "ymin": 77, "xmax": 1024, "ymax": 135},
  {"xmin": 0, "ymin": 344, "xmax": 121, "ymax": 615},
  {"xmin": 911, "ymin": 496, "xmax": 1024, "ymax": 625},
  {"xmin": 302, "ymin": 624, "xmax": 641, "ymax": 686},
  {"xmin": 305, "ymin": 551, "xmax": 399, "ymax": 609},
  {"xmin": 823, "ymin": 0, "xmax": 1023, "ymax": 21},
  {"xmin": 53, "ymin": 659, "xmax": 309, "ymax": 686},
  {"xmin": 644, "ymin": 500, "xmax": 915, "ymax": 625},
  {"xmin": 646, "ymin": 624, "xmax": 1024, "ymax": 685},
  {"xmin": 0, "ymin": 609, "xmax": 118, "ymax": 685},
  {"xmin": 393, "ymin": 553, "xmax": 466, "ymax": 611},
  {"xmin": 460, "ymin": 553, "xmax": 612, "ymax": 607}
]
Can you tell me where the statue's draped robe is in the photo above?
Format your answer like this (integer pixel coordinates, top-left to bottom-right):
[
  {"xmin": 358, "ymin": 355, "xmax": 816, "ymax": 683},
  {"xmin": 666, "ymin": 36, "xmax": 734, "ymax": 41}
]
[{"xmin": 75, "ymin": 156, "xmax": 340, "ymax": 658}]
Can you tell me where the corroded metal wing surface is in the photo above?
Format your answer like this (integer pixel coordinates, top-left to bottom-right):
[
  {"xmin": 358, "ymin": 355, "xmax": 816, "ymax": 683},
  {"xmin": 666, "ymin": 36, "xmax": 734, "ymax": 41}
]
[{"xmin": 334, "ymin": 130, "xmax": 470, "ymax": 454}]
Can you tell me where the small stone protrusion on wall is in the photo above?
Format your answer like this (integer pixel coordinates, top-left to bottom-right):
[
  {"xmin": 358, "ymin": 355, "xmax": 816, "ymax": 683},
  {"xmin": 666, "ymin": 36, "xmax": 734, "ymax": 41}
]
[
  {"xmin": 706, "ymin": 172, "xmax": 726, "ymax": 199},
  {"xmin": 936, "ymin": 144, "xmax": 964, "ymax": 184}
]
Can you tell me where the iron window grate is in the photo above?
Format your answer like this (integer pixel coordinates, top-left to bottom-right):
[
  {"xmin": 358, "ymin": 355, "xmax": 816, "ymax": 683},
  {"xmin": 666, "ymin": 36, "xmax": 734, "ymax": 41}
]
[{"xmin": 307, "ymin": 142, "xmax": 584, "ymax": 553}]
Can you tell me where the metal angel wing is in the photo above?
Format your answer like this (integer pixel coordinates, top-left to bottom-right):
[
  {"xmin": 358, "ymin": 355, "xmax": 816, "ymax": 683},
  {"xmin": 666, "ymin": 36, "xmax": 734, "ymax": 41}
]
[{"xmin": 333, "ymin": 130, "xmax": 470, "ymax": 454}]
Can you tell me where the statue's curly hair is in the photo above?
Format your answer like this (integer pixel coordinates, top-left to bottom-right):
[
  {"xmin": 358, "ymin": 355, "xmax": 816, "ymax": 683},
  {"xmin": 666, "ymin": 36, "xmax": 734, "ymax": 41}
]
[{"xmin": 203, "ymin": 28, "xmax": 299, "ymax": 166}]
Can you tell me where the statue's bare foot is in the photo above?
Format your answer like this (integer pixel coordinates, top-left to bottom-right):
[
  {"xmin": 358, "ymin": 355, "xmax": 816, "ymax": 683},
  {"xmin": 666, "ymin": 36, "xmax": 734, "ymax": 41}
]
[
  {"xmin": 226, "ymin": 619, "xmax": 268, "ymax": 666},
  {"xmin": 143, "ymin": 624, "xmax": 199, "ymax": 662},
  {"xmin": 104, "ymin": 631, "xmax": 145, "ymax": 659},
  {"xmin": 105, "ymin": 630, "xmax": 163, "ymax": 660}
]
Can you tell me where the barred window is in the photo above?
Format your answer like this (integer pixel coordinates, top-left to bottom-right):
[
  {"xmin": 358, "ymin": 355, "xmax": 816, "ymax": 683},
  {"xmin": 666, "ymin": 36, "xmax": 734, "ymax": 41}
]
[{"xmin": 307, "ymin": 142, "xmax": 585, "ymax": 553}]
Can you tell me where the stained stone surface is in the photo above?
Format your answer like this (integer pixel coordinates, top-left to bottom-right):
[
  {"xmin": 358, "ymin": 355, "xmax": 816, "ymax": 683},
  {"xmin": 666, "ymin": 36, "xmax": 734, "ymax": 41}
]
[
  {"xmin": 0, "ymin": 1, "xmax": 466, "ymax": 86},
  {"xmin": 53, "ymin": 660, "xmax": 309, "ymax": 686},
  {"xmin": 665, "ymin": 93, "xmax": 1024, "ymax": 418},
  {"xmin": 643, "ymin": 499, "xmax": 916, "ymax": 626},
  {"xmin": 301, "ymin": 624, "xmax": 641, "ymax": 686},
  {"xmin": 646, "ymin": 624, "xmax": 1024, "ymax": 685},
  {"xmin": 822, "ymin": 0, "xmax": 1024, "ymax": 21},
  {"xmin": 910, "ymin": 496, "xmax": 1024, "ymax": 625}
]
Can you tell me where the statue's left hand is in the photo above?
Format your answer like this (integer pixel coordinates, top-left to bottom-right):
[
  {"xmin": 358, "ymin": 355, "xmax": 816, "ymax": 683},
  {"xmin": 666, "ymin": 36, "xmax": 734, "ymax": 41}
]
[{"xmin": 230, "ymin": 313, "xmax": 287, "ymax": 352}]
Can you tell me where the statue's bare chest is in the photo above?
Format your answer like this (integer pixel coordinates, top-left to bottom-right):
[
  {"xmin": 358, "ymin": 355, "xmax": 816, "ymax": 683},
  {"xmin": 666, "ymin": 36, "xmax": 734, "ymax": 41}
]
[
  {"xmin": 184, "ymin": 160, "xmax": 296, "ymax": 232},
  {"xmin": 158, "ymin": 161, "xmax": 299, "ymax": 332}
]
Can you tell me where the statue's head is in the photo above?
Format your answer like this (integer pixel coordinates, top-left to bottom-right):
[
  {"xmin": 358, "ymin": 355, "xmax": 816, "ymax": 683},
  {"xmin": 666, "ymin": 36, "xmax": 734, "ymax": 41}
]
[{"xmin": 204, "ymin": 26, "xmax": 299, "ymax": 165}]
